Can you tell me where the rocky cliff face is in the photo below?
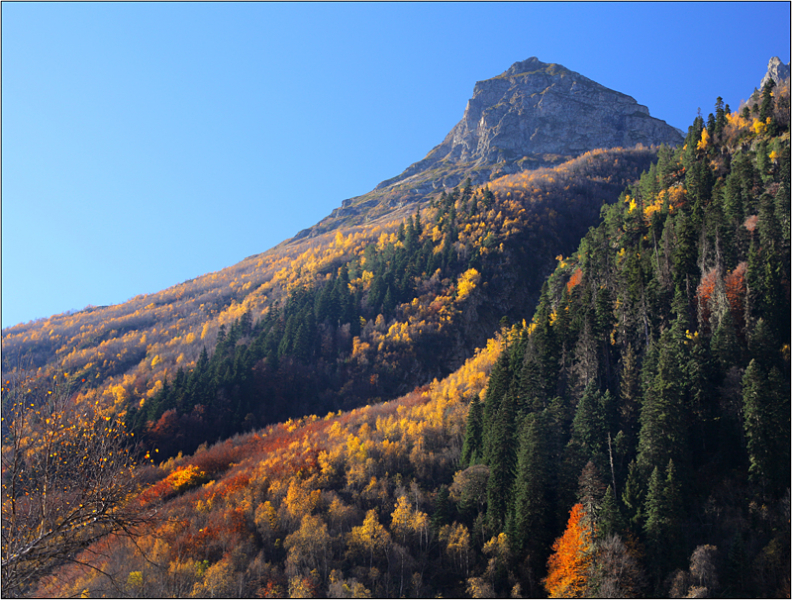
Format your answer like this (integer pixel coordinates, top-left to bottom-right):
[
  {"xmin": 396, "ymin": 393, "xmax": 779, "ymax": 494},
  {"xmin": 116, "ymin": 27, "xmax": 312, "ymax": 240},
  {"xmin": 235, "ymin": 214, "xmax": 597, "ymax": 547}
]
[
  {"xmin": 297, "ymin": 57, "xmax": 683, "ymax": 239},
  {"xmin": 386, "ymin": 57, "xmax": 682, "ymax": 186},
  {"xmin": 760, "ymin": 56, "xmax": 791, "ymax": 89}
]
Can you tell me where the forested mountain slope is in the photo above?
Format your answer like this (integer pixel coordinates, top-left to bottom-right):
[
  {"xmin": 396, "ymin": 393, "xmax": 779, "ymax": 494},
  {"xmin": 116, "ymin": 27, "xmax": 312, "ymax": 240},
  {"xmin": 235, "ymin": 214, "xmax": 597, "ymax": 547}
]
[
  {"xmin": 22, "ymin": 76, "xmax": 790, "ymax": 599},
  {"xmin": 459, "ymin": 75, "xmax": 791, "ymax": 597},
  {"xmin": 2, "ymin": 59, "xmax": 684, "ymax": 461},
  {"xmin": 3, "ymin": 60, "xmax": 789, "ymax": 598},
  {"xmin": 3, "ymin": 145, "xmax": 659, "ymax": 458}
]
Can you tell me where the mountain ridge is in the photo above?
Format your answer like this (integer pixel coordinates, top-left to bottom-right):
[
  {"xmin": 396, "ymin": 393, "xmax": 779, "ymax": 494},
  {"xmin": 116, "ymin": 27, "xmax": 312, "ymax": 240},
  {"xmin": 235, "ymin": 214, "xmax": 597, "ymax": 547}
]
[
  {"xmin": 4, "ymin": 55, "xmax": 790, "ymax": 599},
  {"xmin": 296, "ymin": 57, "xmax": 683, "ymax": 240}
]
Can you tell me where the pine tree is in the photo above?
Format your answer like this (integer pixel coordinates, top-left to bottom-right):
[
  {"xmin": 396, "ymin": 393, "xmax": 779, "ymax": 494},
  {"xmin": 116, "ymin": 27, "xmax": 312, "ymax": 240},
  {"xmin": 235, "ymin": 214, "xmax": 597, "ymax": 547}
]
[
  {"xmin": 621, "ymin": 460, "xmax": 644, "ymax": 529},
  {"xmin": 485, "ymin": 391, "xmax": 518, "ymax": 533},
  {"xmin": 382, "ymin": 285, "xmax": 395, "ymax": 316},
  {"xmin": 742, "ymin": 360, "xmax": 791, "ymax": 493},
  {"xmin": 506, "ymin": 413, "xmax": 551, "ymax": 563},
  {"xmin": 636, "ymin": 329, "xmax": 688, "ymax": 473},
  {"xmin": 569, "ymin": 384, "xmax": 609, "ymax": 462},
  {"xmin": 431, "ymin": 485, "xmax": 452, "ymax": 533},
  {"xmin": 481, "ymin": 351, "xmax": 513, "ymax": 458},
  {"xmin": 617, "ymin": 344, "xmax": 641, "ymax": 459},
  {"xmin": 598, "ymin": 485, "xmax": 624, "ymax": 540},
  {"xmin": 460, "ymin": 394, "xmax": 484, "ymax": 467},
  {"xmin": 759, "ymin": 78, "xmax": 776, "ymax": 124},
  {"xmin": 642, "ymin": 465, "xmax": 666, "ymax": 582},
  {"xmin": 662, "ymin": 459, "xmax": 683, "ymax": 563}
]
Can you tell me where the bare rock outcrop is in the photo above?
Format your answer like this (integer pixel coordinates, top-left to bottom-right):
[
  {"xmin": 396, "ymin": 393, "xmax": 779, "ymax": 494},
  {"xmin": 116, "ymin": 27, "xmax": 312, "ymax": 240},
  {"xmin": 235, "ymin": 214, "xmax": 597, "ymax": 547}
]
[
  {"xmin": 296, "ymin": 57, "xmax": 683, "ymax": 239},
  {"xmin": 760, "ymin": 56, "xmax": 791, "ymax": 89},
  {"xmin": 379, "ymin": 57, "xmax": 683, "ymax": 189}
]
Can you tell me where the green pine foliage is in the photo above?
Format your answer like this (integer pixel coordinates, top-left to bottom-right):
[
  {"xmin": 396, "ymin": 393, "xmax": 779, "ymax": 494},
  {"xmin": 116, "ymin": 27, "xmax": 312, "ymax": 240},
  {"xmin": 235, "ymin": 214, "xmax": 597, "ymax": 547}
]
[
  {"xmin": 470, "ymin": 89, "xmax": 790, "ymax": 595},
  {"xmin": 6, "ymin": 77, "xmax": 790, "ymax": 600}
]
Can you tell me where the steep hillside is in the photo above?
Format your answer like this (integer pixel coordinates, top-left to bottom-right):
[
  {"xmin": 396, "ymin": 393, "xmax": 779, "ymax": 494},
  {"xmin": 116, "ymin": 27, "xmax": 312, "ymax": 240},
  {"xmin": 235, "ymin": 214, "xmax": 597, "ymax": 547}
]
[
  {"xmin": 303, "ymin": 57, "xmax": 683, "ymax": 236},
  {"xmin": 3, "ymin": 147, "xmax": 659, "ymax": 458},
  {"xmin": 2, "ymin": 59, "xmax": 676, "ymax": 453},
  {"xmin": 460, "ymin": 74, "xmax": 791, "ymax": 597},
  {"xmin": 22, "ymin": 75, "xmax": 790, "ymax": 599},
  {"xmin": 8, "ymin": 58, "xmax": 788, "ymax": 598},
  {"xmin": 2, "ymin": 60, "xmax": 682, "ymax": 458}
]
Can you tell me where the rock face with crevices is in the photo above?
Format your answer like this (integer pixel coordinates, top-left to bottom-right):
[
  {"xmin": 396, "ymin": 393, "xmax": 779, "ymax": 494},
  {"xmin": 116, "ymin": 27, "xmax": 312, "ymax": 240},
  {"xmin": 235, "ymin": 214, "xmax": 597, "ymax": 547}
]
[
  {"xmin": 760, "ymin": 56, "xmax": 790, "ymax": 89},
  {"xmin": 297, "ymin": 57, "xmax": 683, "ymax": 239},
  {"xmin": 385, "ymin": 57, "xmax": 683, "ymax": 186}
]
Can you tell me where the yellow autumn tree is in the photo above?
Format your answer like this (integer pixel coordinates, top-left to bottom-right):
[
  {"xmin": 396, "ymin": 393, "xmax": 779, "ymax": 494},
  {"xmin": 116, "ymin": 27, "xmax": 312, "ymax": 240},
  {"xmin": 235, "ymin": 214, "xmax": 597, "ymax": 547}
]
[
  {"xmin": 347, "ymin": 509, "xmax": 391, "ymax": 569},
  {"xmin": 697, "ymin": 127, "xmax": 710, "ymax": 151},
  {"xmin": 457, "ymin": 268, "xmax": 481, "ymax": 301},
  {"xmin": 284, "ymin": 514, "xmax": 330, "ymax": 580}
]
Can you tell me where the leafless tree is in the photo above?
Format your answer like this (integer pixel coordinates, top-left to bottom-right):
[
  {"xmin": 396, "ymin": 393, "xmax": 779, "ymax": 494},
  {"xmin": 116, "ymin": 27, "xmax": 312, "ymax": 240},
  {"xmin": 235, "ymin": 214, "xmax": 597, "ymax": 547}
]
[{"xmin": 2, "ymin": 372, "xmax": 152, "ymax": 597}]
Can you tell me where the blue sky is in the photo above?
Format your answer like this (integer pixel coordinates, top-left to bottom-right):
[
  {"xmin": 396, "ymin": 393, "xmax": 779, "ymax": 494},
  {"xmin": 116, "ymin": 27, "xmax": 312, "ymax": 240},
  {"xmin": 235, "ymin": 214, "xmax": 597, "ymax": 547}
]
[{"xmin": 2, "ymin": 2, "xmax": 789, "ymax": 329}]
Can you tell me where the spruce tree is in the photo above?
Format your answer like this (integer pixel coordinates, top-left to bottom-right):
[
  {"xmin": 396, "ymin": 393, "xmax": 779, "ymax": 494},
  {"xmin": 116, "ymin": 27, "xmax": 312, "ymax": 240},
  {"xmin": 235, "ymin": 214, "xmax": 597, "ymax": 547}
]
[
  {"xmin": 598, "ymin": 485, "xmax": 624, "ymax": 539},
  {"xmin": 485, "ymin": 391, "xmax": 518, "ymax": 532},
  {"xmin": 460, "ymin": 394, "xmax": 484, "ymax": 467},
  {"xmin": 569, "ymin": 384, "xmax": 611, "ymax": 460},
  {"xmin": 636, "ymin": 329, "xmax": 688, "ymax": 473},
  {"xmin": 431, "ymin": 485, "xmax": 452, "ymax": 533},
  {"xmin": 506, "ymin": 413, "xmax": 551, "ymax": 562},
  {"xmin": 742, "ymin": 360, "xmax": 791, "ymax": 493},
  {"xmin": 759, "ymin": 78, "xmax": 776, "ymax": 124},
  {"xmin": 643, "ymin": 465, "xmax": 667, "ymax": 583},
  {"xmin": 617, "ymin": 344, "xmax": 641, "ymax": 458},
  {"xmin": 621, "ymin": 461, "xmax": 644, "ymax": 530},
  {"xmin": 481, "ymin": 351, "xmax": 513, "ymax": 458}
]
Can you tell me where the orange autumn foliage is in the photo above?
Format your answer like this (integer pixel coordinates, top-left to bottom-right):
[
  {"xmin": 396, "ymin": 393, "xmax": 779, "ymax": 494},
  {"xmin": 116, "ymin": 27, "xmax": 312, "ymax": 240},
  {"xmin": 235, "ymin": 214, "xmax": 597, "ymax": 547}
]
[
  {"xmin": 566, "ymin": 267, "xmax": 583, "ymax": 293},
  {"xmin": 543, "ymin": 503, "xmax": 595, "ymax": 598},
  {"xmin": 696, "ymin": 267, "xmax": 719, "ymax": 326},
  {"xmin": 724, "ymin": 262, "xmax": 747, "ymax": 330}
]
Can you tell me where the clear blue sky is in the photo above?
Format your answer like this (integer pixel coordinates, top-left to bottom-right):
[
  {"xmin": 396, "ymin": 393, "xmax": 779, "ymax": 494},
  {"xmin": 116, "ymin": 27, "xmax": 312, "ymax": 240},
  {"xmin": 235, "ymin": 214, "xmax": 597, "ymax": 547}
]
[{"xmin": 2, "ymin": 2, "xmax": 789, "ymax": 329}]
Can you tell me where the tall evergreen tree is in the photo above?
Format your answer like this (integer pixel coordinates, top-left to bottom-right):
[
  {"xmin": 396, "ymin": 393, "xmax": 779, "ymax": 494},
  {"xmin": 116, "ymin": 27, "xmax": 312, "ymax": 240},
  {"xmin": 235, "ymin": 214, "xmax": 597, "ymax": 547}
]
[
  {"xmin": 742, "ymin": 360, "xmax": 791, "ymax": 493},
  {"xmin": 460, "ymin": 394, "xmax": 484, "ymax": 467},
  {"xmin": 636, "ymin": 329, "xmax": 688, "ymax": 473},
  {"xmin": 485, "ymin": 391, "xmax": 518, "ymax": 533},
  {"xmin": 506, "ymin": 412, "xmax": 552, "ymax": 563}
]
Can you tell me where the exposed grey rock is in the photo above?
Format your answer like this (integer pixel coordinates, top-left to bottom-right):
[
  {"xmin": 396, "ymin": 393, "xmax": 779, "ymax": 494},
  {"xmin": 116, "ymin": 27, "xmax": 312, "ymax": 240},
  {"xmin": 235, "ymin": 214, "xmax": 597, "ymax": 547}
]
[
  {"xmin": 378, "ymin": 57, "xmax": 683, "ymax": 190},
  {"xmin": 293, "ymin": 57, "xmax": 683, "ymax": 241},
  {"xmin": 760, "ymin": 56, "xmax": 791, "ymax": 89}
]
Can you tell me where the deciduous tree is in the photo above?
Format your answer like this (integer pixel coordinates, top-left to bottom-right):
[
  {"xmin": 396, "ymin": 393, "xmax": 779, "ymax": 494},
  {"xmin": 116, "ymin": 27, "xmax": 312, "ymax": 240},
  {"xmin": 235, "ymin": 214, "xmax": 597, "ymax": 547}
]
[{"xmin": 1, "ymin": 378, "xmax": 149, "ymax": 597}]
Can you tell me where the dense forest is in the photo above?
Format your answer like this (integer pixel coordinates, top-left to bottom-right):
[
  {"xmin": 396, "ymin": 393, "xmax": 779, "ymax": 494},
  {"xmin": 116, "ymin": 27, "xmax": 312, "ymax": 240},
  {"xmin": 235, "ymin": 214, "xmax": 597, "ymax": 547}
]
[
  {"xmin": 2, "ymin": 76, "xmax": 790, "ymax": 598},
  {"xmin": 2, "ymin": 143, "xmax": 659, "ymax": 461},
  {"xmin": 125, "ymin": 145, "xmax": 658, "ymax": 457},
  {"xmin": 459, "ymin": 80, "xmax": 791, "ymax": 597}
]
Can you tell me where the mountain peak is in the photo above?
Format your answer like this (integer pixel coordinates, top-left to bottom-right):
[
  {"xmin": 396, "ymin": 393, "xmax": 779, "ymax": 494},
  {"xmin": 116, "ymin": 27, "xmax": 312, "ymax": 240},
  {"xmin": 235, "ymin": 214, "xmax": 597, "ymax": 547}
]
[
  {"xmin": 761, "ymin": 56, "xmax": 791, "ymax": 89},
  {"xmin": 378, "ymin": 57, "xmax": 681, "ymax": 187},
  {"xmin": 503, "ymin": 56, "xmax": 547, "ymax": 76},
  {"xmin": 300, "ymin": 58, "xmax": 683, "ymax": 239}
]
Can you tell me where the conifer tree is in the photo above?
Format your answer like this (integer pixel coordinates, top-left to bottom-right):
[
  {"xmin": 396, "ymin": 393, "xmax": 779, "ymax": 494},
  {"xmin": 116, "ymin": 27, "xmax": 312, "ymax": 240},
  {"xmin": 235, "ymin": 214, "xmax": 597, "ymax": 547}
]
[
  {"xmin": 481, "ymin": 351, "xmax": 512, "ymax": 457},
  {"xmin": 742, "ymin": 360, "xmax": 791, "ymax": 493},
  {"xmin": 485, "ymin": 391, "xmax": 518, "ymax": 533},
  {"xmin": 636, "ymin": 329, "xmax": 688, "ymax": 473},
  {"xmin": 759, "ymin": 78, "xmax": 776, "ymax": 124},
  {"xmin": 460, "ymin": 394, "xmax": 484, "ymax": 467},
  {"xmin": 597, "ymin": 485, "xmax": 623, "ymax": 540},
  {"xmin": 431, "ymin": 485, "xmax": 453, "ymax": 533},
  {"xmin": 569, "ymin": 384, "xmax": 610, "ymax": 463},
  {"xmin": 506, "ymin": 413, "xmax": 551, "ymax": 563},
  {"xmin": 620, "ymin": 460, "xmax": 644, "ymax": 529},
  {"xmin": 617, "ymin": 344, "xmax": 641, "ymax": 458},
  {"xmin": 642, "ymin": 465, "xmax": 666, "ymax": 581}
]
